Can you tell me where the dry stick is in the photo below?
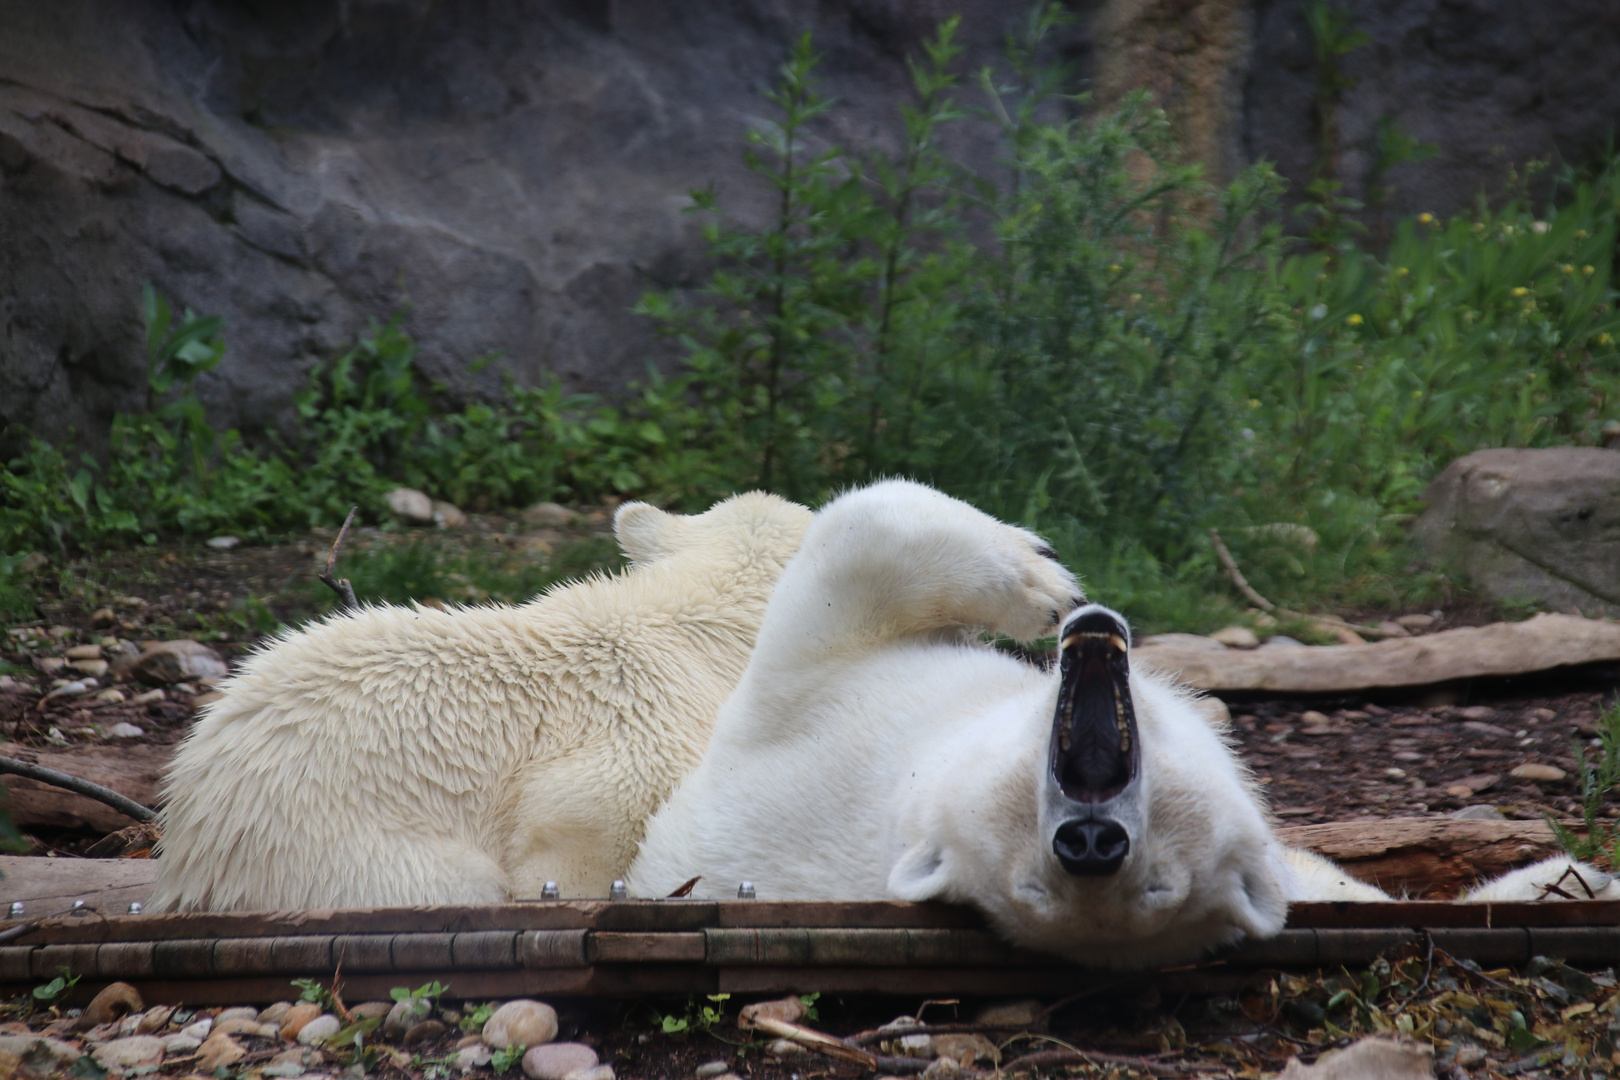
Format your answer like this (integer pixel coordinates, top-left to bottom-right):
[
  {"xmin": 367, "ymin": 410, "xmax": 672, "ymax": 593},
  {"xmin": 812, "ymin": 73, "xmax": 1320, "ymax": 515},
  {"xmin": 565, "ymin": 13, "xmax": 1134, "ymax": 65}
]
[
  {"xmin": 0, "ymin": 755, "xmax": 156, "ymax": 822},
  {"xmin": 318, "ymin": 506, "xmax": 361, "ymax": 611},
  {"xmin": 1205, "ymin": 529, "xmax": 1399, "ymax": 640},
  {"xmin": 747, "ymin": 1017, "xmax": 881, "ymax": 1070}
]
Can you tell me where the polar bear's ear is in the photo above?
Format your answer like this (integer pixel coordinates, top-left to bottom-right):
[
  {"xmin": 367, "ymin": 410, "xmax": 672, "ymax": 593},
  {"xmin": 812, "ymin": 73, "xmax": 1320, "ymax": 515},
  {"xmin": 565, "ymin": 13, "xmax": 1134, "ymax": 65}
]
[
  {"xmin": 615, "ymin": 502, "xmax": 680, "ymax": 565},
  {"xmin": 888, "ymin": 839, "xmax": 953, "ymax": 901}
]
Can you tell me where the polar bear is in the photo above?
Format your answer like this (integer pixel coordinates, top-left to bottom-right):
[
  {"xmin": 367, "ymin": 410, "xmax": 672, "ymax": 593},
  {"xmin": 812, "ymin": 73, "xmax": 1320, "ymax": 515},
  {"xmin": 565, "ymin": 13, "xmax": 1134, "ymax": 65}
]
[
  {"xmin": 151, "ymin": 491, "xmax": 812, "ymax": 912},
  {"xmin": 629, "ymin": 480, "xmax": 1615, "ymax": 968}
]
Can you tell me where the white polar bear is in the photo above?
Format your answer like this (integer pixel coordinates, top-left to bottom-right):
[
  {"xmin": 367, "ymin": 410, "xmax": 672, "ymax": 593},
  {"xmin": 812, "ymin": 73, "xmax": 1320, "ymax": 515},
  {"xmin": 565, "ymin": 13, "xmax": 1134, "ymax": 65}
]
[
  {"xmin": 629, "ymin": 480, "xmax": 1615, "ymax": 968},
  {"xmin": 151, "ymin": 491, "xmax": 812, "ymax": 912}
]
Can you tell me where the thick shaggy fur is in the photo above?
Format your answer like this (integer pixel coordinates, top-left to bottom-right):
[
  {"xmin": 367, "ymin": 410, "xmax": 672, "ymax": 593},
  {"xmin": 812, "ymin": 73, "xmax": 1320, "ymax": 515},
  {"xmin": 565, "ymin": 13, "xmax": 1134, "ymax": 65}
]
[
  {"xmin": 152, "ymin": 492, "xmax": 811, "ymax": 911},
  {"xmin": 630, "ymin": 480, "xmax": 1614, "ymax": 967}
]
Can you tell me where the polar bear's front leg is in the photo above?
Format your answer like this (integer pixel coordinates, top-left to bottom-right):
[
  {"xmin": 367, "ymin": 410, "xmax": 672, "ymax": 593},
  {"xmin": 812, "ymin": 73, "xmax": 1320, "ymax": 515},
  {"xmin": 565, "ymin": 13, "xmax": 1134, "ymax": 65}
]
[{"xmin": 753, "ymin": 480, "xmax": 1084, "ymax": 665}]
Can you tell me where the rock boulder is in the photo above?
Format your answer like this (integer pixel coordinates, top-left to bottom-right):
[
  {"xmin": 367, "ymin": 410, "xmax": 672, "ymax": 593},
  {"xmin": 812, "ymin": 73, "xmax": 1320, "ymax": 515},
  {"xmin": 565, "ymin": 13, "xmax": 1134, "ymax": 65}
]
[{"xmin": 1413, "ymin": 447, "xmax": 1620, "ymax": 616}]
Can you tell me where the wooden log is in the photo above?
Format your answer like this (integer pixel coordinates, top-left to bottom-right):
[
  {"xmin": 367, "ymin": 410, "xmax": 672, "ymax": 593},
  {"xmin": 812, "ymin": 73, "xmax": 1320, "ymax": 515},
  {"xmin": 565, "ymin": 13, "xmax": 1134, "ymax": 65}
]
[
  {"xmin": 1280, "ymin": 819, "xmax": 1565, "ymax": 899},
  {"xmin": 0, "ymin": 855, "xmax": 157, "ymax": 914},
  {"xmin": 1136, "ymin": 612, "xmax": 1620, "ymax": 693},
  {"xmin": 0, "ymin": 744, "xmax": 171, "ymax": 833}
]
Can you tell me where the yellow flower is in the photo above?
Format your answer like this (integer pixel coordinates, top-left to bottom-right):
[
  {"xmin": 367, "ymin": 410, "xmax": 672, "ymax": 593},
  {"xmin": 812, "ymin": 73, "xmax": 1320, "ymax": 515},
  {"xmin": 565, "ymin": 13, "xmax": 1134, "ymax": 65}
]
[
  {"xmin": 1576, "ymin": 229, "xmax": 1588, "ymax": 238},
  {"xmin": 1599, "ymin": 333, "xmax": 1613, "ymax": 345},
  {"xmin": 1511, "ymin": 287, "xmax": 1528, "ymax": 297},
  {"xmin": 1108, "ymin": 264, "xmax": 1121, "ymax": 273},
  {"xmin": 1394, "ymin": 267, "xmax": 1409, "ymax": 277},
  {"xmin": 1584, "ymin": 265, "xmax": 1596, "ymax": 275},
  {"xmin": 1417, "ymin": 213, "xmax": 1434, "ymax": 224},
  {"xmin": 1347, "ymin": 313, "xmax": 1364, "ymax": 325},
  {"xmin": 1412, "ymin": 390, "xmax": 1424, "ymax": 399},
  {"xmin": 1562, "ymin": 264, "xmax": 1575, "ymax": 274},
  {"xmin": 1247, "ymin": 398, "xmax": 1261, "ymax": 409}
]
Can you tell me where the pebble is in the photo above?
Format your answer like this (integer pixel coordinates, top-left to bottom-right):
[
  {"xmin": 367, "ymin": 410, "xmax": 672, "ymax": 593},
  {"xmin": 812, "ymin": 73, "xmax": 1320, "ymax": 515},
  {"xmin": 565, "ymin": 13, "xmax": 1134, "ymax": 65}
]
[
  {"xmin": 456, "ymin": 1043, "xmax": 495, "ymax": 1071},
  {"xmin": 387, "ymin": 487, "xmax": 435, "ymax": 524},
  {"xmin": 295, "ymin": 1014, "xmax": 341, "ymax": 1045},
  {"xmin": 181, "ymin": 1017, "xmax": 212, "ymax": 1041},
  {"xmin": 1511, "ymin": 763, "xmax": 1567, "ymax": 782},
  {"xmin": 695, "ymin": 1062, "xmax": 732, "ymax": 1078},
  {"xmin": 278, "ymin": 1002, "xmax": 321, "ymax": 1040},
  {"xmin": 217, "ymin": 1006, "xmax": 259, "ymax": 1023},
  {"xmin": 483, "ymin": 999, "xmax": 558, "ymax": 1049},
  {"xmin": 1375, "ymin": 620, "xmax": 1409, "ymax": 637},
  {"xmin": 433, "ymin": 501, "xmax": 468, "ymax": 529},
  {"xmin": 1262, "ymin": 635, "xmax": 1305, "ymax": 648},
  {"xmin": 127, "ymin": 688, "xmax": 166, "ymax": 705},
  {"xmin": 738, "ymin": 996, "xmax": 806, "ymax": 1029},
  {"xmin": 524, "ymin": 502, "xmax": 576, "ymax": 527},
  {"xmin": 107, "ymin": 722, "xmax": 144, "ymax": 739},
  {"xmin": 207, "ymin": 535, "xmax": 241, "ymax": 549},
  {"xmin": 768, "ymin": 1039, "xmax": 806, "ymax": 1057},
  {"xmin": 1211, "ymin": 626, "xmax": 1259, "ymax": 649},
  {"xmin": 1396, "ymin": 613, "xmax": 1437, "ymax": 629},
  {"xmin": 384, "ymin": 996, "xmax": 434, "ymax": 1037},
  {"xmin": 90, "ymin": 606, "xmax": 117, "ymax": 627},
  {"xmin": 161, "ymin": 1034, "xmax": 202, "ymax": 1053},
  {"xmin": 64, "ymin": 644, "xmax": 102, "ymax": 660},
  {"xmin": 522, "ymin": 1042, "xmax": 598, "ymax": 1080},
  {"xmin": 350, "ymin": 1001, "xmax": 394, "ymax": 1020},
  {"xmin": 128, "ymin": 639, "xmax": 228, "ymax": 684},
  {"xmin": 566, "ymin": 1066, "xmax": 615, "ymax": 1080},
  {"xmin": 404, "ymin": 1019, "xmax": 448, "ymax": 1046},
  {"xmin": 92, "ymin": 1034, "xmax": 165, "ymax": 1070},
  {"xmin": 92, "ymin": 687, "xmax": 126, "ymax": 705},
  {"xmin": 258, "ymin": 1001, "xmax": 293, "ymax": 1025},
  {"xmin": 899, "ymin": 1033, "xmax": 935, "ymax": 1056}
]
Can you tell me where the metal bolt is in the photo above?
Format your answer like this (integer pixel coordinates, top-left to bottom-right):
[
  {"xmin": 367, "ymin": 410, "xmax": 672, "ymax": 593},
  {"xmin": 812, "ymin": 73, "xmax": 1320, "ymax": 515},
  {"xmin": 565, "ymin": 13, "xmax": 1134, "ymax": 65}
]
[
  {"xmin": 609, "ymin": 880, "xmax": 628, "ymax": 901},
  {"xmin": 540, "ymin": 882, "xmax": 559, "ymax": 901},
  {"xmin": 7, "ymin": 902, "xmax": 21, "ymax": 919},
  {"xmin": 70, "ymin": 900, "xmax": 86, "ymax": 915},
  {"xmin": 737, "ymin": 881, "xmax": 756, "ymax": 900},
  {"xmin": 127, "ymin": 901, "xmax": 144, "ymax": 915}
]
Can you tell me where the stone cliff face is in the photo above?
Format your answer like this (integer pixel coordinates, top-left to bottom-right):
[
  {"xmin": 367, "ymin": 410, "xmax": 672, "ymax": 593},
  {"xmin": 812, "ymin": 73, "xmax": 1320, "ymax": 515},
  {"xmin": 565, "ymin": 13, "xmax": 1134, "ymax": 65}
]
[{"xmin": 2, "ymin": 0, "xmax": 1615, "ymax": 451}]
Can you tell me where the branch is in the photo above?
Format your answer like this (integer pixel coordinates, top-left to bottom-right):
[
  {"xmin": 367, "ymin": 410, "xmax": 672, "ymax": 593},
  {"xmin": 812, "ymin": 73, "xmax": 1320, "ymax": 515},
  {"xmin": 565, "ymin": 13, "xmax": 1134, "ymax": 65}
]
[
  {"xmin": 1207, "ymin": 529, "xmax": 1401, "ymax": 640},
  {"xmin": 318, "ymin": 506, "xmax": 360, "ymax": 611},
  {"xmin": 0, "ymin": 756, "xmax": 157, "ymax": 822}
]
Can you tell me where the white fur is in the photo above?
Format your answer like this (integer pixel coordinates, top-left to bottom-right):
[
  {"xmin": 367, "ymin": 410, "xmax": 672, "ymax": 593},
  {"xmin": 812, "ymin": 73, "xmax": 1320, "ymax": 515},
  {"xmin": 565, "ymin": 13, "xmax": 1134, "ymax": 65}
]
[
  {"xmin": 151, "ymin": 491, "xmax": 811, "ymax": 912},
  {"xmin": 1460, "ymin": 855, "xmax": 1618, "ymax": 902}
]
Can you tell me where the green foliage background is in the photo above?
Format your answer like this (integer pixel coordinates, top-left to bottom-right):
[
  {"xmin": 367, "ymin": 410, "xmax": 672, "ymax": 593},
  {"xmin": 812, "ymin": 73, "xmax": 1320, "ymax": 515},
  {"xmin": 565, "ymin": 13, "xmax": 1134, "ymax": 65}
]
[{"xmin": 3, "ymin": 5, "xmax": 1618, "ymax": 632}]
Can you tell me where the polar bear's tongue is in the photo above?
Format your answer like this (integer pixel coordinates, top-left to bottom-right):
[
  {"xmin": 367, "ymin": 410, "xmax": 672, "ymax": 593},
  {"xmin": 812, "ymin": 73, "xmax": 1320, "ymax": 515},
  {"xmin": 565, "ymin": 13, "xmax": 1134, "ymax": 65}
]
[{"xmin": 1050, "ymin": 609, "xmax": 1138, "ymax": 804}]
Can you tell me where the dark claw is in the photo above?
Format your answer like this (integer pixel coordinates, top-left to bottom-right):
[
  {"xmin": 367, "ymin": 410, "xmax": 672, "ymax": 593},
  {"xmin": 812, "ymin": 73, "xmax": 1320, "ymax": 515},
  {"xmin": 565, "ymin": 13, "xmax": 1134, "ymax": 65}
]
[{"xmin": 1035, "ymin": 544, "xmax": 1059, "ymax": 561}]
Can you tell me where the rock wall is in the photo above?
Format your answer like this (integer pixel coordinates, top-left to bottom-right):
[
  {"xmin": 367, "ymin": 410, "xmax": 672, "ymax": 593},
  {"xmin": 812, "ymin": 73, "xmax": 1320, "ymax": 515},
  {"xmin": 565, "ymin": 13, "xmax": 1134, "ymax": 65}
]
[{"xmin": 2, "ymin": 0, "xmax": 1616, "ymax": 452}]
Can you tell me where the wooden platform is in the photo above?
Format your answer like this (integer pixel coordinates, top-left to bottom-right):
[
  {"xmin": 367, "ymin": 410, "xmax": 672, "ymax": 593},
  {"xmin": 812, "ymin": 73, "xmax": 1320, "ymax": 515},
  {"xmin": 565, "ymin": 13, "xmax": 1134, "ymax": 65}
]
[{"xmin": 1, "ymin": 891, "xmax": 1616, "ymax": 1004}]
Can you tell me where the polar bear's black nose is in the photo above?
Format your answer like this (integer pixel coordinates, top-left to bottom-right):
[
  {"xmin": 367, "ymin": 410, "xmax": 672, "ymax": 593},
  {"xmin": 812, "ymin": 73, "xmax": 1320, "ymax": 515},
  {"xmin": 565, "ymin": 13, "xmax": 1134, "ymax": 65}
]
[{"xmin": 1053, "ymin": 817, "xmax": 1130, "ymax": 876}]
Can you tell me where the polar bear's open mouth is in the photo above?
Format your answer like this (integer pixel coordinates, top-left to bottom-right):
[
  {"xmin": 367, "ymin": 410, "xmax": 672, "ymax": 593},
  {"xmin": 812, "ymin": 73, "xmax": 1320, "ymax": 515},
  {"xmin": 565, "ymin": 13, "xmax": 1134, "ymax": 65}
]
[{"xmin": 1048, "ymin": 605, "xmax": 1140, "ymax": 877}]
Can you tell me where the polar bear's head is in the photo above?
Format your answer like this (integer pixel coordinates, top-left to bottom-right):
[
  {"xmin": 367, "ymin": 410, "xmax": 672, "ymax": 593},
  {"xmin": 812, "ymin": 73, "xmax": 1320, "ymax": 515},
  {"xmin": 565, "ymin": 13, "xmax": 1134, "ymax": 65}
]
[
  {"xmin": 614, "ymin": 492, "xmax": 812, "ymax": 568},
  {"xmin": 889, "ymin": 604, "xmax": 1288, "ymax": 967}
]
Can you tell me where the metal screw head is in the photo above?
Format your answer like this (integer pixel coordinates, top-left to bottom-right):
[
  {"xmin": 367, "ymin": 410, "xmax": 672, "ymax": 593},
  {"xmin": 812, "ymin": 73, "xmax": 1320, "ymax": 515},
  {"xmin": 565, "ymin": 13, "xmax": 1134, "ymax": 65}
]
[
  {"xmin": 737, "ymin": 881, "xmax": 756, "ymax": 900},
  {"xmin": 127, "ymin": 901, "xmax": 144, "ymax": 915},
  {"xmin": 7, "ymin": 902, "xmax": 21, "ymax": 919},
  {"xmin": 540, "ymin": 882, "xmax": 559, "ymax": 901},
  {"xmin": 609, "ymin": 880, "xmax": 628, "ymax": 901},
  {"xmin": 70, "ymin": 900, "xmax": 86, "ymax": 915}
]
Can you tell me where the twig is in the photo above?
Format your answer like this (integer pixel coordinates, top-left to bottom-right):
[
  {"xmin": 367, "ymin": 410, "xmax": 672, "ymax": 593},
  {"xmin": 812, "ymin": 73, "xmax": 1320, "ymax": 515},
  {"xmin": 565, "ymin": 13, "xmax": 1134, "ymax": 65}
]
[
  {"xmin": 0, "ymin": 755, "xmax": 156, "ymax": 822},
  {"xmin": 0, "ymin": 923, "xmax": 37, "ymax": 944},
  {"xmin": 318, "ymin": 506, "xmax": 360, "ymax": 611},
  {"xmin": 748, "ymin": 1016, "xmax": 878, "ymax": 1070},
  {"xmin": 1207, "ymin": 529, "xmax": 1401, "ymax": 640}
]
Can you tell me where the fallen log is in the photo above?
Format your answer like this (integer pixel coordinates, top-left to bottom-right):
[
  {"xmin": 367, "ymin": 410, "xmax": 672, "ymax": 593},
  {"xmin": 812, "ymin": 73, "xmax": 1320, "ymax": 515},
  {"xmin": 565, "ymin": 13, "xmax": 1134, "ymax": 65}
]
[
  {"xmin": 1136, "ymin": 612, "xmax": 1620, "ymax": 694},
  {"xmin": 0, "ymin": 744, "xmax": 170, "ymax": 833},
  {"xmin": 1280, "ymin": 819, "xmax": 1564, "ymax": 900}
]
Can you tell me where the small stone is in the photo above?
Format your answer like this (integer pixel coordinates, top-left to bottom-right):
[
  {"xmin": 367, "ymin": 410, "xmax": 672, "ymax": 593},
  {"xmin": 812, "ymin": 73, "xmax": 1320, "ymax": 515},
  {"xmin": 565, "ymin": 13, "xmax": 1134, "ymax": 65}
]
[
  {"xmin": 456, "ymin": 1043, "xmax": 495, "ymax": 1072},
  {"xmin": 296, "ymin": 1014, "xmax": 341, "ymax": 1045},
  {"xmin": 279, "ymin": 1003, "xmax": 321, "ymax": 1041},
  {"xmin": 107, "ymin": 722, "xmax": 144, "ymax": 739},
  {"xmin": 1383, "ymin": 767, "xmax": 1406, "ymax": 779},
  {"xmin": 136, "ymin": 1005, "xmax": 174, "ymax": 1034},
  {"xmin": 92, "ymin": 1034, "xmax": 165, "ymax": 1070},
  {"xmin": 1211, "ymin": 626, "xmax": 1259, "ymax": 649},
  {"xmin": 386, "ymin": 487, "xmax": 436, "ymax": 524},
  {"xmin": 767, "ymin": 1039, "xmax": 806, "ymax": 1058},
  {"xmin": 36, "ymin": 658, "xmax": 65, "ymax": 677},
  {"xmin": 404, "ymin": 1019, "xmax": 448, "ymax": 1046},
  {"xmin": 566, "ymin": 1066, "xmax": 615, "ymax": 1080},
  {"xmin": 384, "ymin": 997, "xmax": 434, "ymax": 1038},
  {"xmin": 181, "ymin": 1017, "xmax": 213, "ymax": 1040},
  {"xmin": 161, "ymin": 1034, "xmax": 202, "ymax": 1053},
  {"xmin": 524, "ymin": 502, "xmax": 576, "ymax": 527},
  {"xmin": 349, "ymin": 1001, "xmax": 393, "ymax": 1020},
  {"xmin": 78, "ymin": 981, "xmax": 143, "ymax": 1030},
  {"xmin": 522, "ymin": 1042, "xmax": 598, "ymax": 1080},
  {"xmin": 257, "ymin": 1002, "xmax": 293, "ymax": 1025},
  {"xmin": 1262, "ymin": 635, "xmax": 1305, "ymax": 648},
  {"xmin": 1395, "ymin": 613, "xmax": 1437, "ymax": 629},
  {"xmin": 196, "ymin": 1032, "xmax": 247, "ymax": 1070},
  {"xmin": 1452, "ymin": 773, "xmax": 1499, "ymax": 794},
  {"xmin": 1457, "ymin": 705, "xmax": 1496, "ymax": 721},
  {"xmin": 127, "ymin": 639, "xmax": 227, "ymax": 684},
  {"xmin": 92, "ymin": 688, "xmax": 126, "ymax": 705},
  {"xmin": 90, "ymin": 606, "xmax": 117, "ymax": 628},
  {"xmin": 433, "ymin": 501, "xmax": 468, "ymax": 529},
  {"xmin": 1450, "ymin": 805, "xmax": 1505, "ymax": 821},
  {"xmin": 1462, "ymin": 720, "xmax": 1513, "ymax": 738},
  {"xmin": 483, "ymin": 999, "xmax": 558, "ymax": 1049},
  {"xmin": 899, "ymin": 1033, "xmax": 935, "ymax": 1057},
  {"xmin": 737, "ymin": 996, "xmax": 806, "ymax": 1030},
  {"xmin": 218, "ymin": 1008, "xmax": 259, "ymax": 1026},
  {"xmin": 68, "ymin": 658, "xmax": 109, "ymax": 678},
  {"xmin": 1298, "ymin": 710, "xmax": 1331, "ymax": 729},
  {"xmin": 127, "ymin": 688, "xmax": 166, "ymax": 705},
  {"xmin": 695, "ymin": 1062, "xmax": 732, "ymax": 1078},
  {"xmin": 1511, "ymin": 763, "xmax": 1567, "ymax": 782},
  {"xmin": 1375, "ymin": 620, "xmax": 1409, "ymax": 637},
  {"xmin": 206, "ymin": 535, "xmax": 241, "ymax": 549},
  {"xmin": 64, "ymin": 644, "xmax": 102, "ymax": 660}
]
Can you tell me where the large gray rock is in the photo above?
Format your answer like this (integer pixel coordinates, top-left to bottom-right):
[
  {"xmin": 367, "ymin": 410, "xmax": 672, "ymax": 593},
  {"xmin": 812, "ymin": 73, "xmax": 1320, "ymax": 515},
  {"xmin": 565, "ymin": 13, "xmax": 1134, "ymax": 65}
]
[
  {"xmin": 0, "ymin": 1, "xmax": 1064, "ymax": 456},
  {"xmin": 1413, "ymin": 447, "xmax": 1620, "ymax": 616}
]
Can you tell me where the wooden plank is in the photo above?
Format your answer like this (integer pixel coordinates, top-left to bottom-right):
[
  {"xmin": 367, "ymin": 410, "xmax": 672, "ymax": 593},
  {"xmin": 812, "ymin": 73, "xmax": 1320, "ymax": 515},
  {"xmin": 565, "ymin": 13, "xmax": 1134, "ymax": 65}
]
[
  {"xmin": 706, "ymin": 928, "xmax": 1047, "ymax": 967},
  {"xmin": 517, "ymin": 930, "xmax": 589, "ymax": 968},
  {"xmin": 1286, "ymin": 900, "xmax": 1620, "ymax": 928},
  {"xmin": 0, "ymin": 856, "xmax": 157, "ymax": 914},
  {"xmin": 716, "ymin": 901, "xmax": 983, "ymax": 929},
  {"xmin": 592, "ymin": 902, "xmax": 718, "ymax": 932},
  {"xmin": 589, "ymin": 932, "xmax": 706, "ymax": 963},
  {"xmin": 1280, "ymin": 820, "xmax": 1563, "ymax": 899},
  {"xmin": 1136, "ymin": 613, "xmax": 1620, "ymax": 693}
]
